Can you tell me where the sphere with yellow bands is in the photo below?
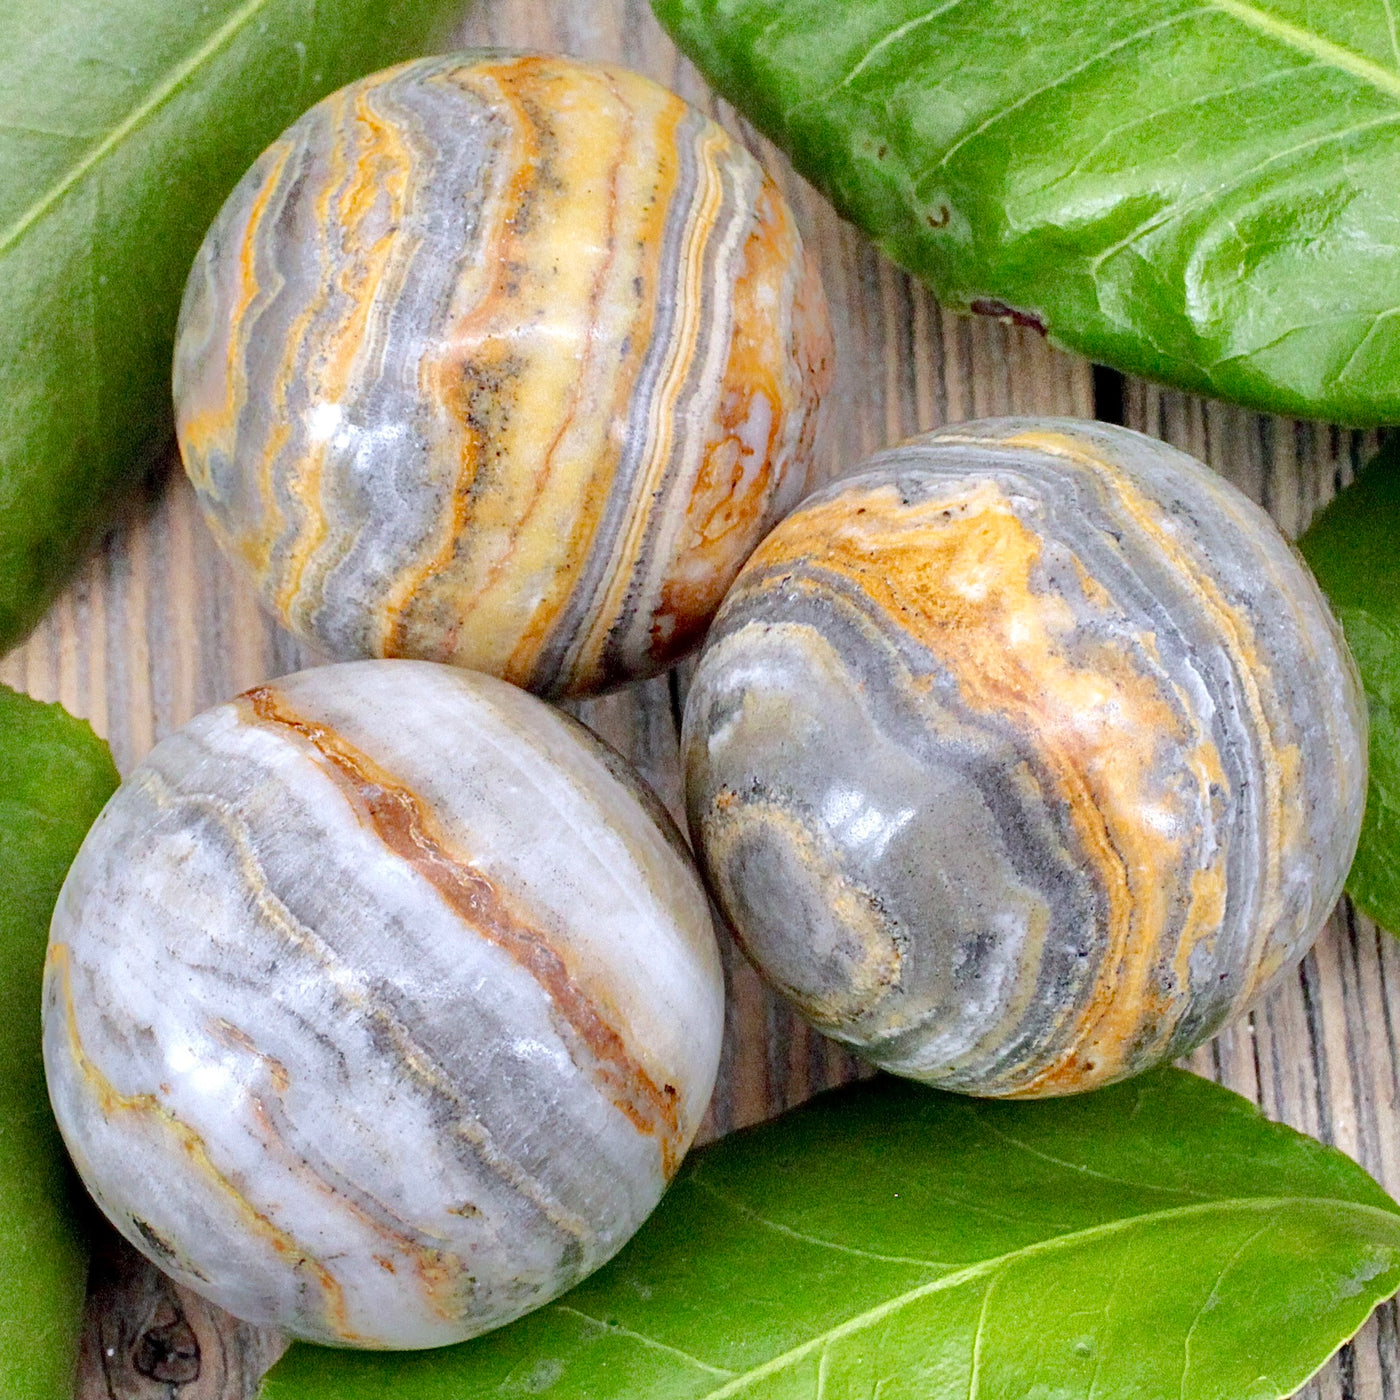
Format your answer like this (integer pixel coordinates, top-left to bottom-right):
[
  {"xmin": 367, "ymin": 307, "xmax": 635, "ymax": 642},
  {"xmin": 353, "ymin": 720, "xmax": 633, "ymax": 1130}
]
[
  {"xmin": 683, "ymin": 418, "xmax": 1367, "ymax": 1098},
  {"xmin": 174, "ymin": 52, "xmax": 832, "ymax": 697}
]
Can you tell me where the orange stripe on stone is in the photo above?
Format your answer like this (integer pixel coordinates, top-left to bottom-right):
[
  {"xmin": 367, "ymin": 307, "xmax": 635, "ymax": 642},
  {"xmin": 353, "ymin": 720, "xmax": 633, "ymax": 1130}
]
[
  {"xmin": 653, "ymin": 176, "xmax": 832, "ymax": 663},
  {"xmin": 377, "ymin": 59, "xmax": 548, "ymax": 656},
  {"xmin": 568, "ymin": 114, "xmax": 729, "ymax": 680},
  {"xmin": 46, "ymin": 943, "xmax": 360, "ymax": 1341},
  {"xmin": 755, "ymin": 479, "xmax": 1230, "ymax": 1094},
  {"xmin": 381, "ymin": 58, "xmax": 660, "ymax": 682},
  {"xmin": 995, "ymin": 429, "xmax": 1295, "ymax": 1019},
  {"xmin": 493, "ymin": 60, "xmax": 643, "ymax": 682},
  {"xmin": 208, "ymin": 1017, "xmax": 470, "ymax": 1325},
  {"xmin": 239, "ymin": 685, "xmax": 686, "ymax": 1176},
  {"xmin": 178, "ymin": 138, "xmax": 294, "ymax": 509},
  {"xmin": 276, "ymin": 85, "xmax": 416, "ymax": 619}
]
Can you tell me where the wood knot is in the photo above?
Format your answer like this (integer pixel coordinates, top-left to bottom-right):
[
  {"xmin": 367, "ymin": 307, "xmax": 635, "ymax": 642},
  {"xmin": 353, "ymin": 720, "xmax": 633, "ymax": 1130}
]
[{"xmin": 133, "ymin": 1299, "xmax": 200, "ymax": 1385}]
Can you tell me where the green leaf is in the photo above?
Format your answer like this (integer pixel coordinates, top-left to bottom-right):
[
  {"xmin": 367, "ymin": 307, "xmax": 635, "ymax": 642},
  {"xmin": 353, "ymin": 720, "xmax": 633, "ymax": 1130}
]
[
  {"xmin": 652, "ymin": 0, "xmax": 1400, "ymax": 425},
  {"xmin": 0, "ymin": 0, "xmax": 460, "ymax": 653},
  {"xmin": 0, "ymin": 686, "xmax": 118, "ymax": 1398},
  {"xmin": 260, "ymin": 1070, "xmax": 1400, "ymax": 1400},
  {"xmin": 1299, "ymin": 445, "xmax": 1400, "ymax": 934}
]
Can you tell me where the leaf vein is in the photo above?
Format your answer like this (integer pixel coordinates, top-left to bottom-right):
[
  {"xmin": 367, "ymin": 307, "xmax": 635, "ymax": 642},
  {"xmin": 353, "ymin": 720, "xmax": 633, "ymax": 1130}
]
[
  {"xmin": 1382, "ymin": 0, "xmax": 1400, "ymax": 71},
  {"xmin": 966, "ymin": 1270, "xmax": 996, "ymax": 1400},
  {"xmin": 1036, "ymin": 63, "xmax": 1322, "ymax": 189},
  {"xmin": 781, "ymin": 0, "xmax": 972, "ymax": 124},
  {"xmin": 0, "ymin": 0, "xmax": 280, "ymax": 257},
  {"xmin": 837, "ymin": 0, "xmax": 969, "ymax": 89},
  {"xmin": 1177, "ymin": 1218, "xmax": 1275, "ymax": 1400},
  {"xmin": 1086, "ymin": 111, "xmax": 1400, "ymax": 275},
  {"xmin": 970, "ymin": 1113, "xmax": 1217, "ymax": 1196},
  {"xmin": 0, "ymin": 121, "xmax": 93, "ymax": 140},
  {"xmin": 931, "ymin": 10, "xmax": 1208, "ymax": 173},
  {"xmin": 550, "ymin": 1304, "xmax": 737, "ymax": 1379},
  {"xmin": 1333, "ymin": 304, "xmax": 1400, "ymax": 384},
  {"xmin": 816, "ymin": 1339, "xmax": 833, "ymax": 1400},
  {"xmin": 689, "ymin": 1175, "xmax": 950, "ymax": 1269},
  {"xmin": 1085, "ymin": 1245, "xmax": 1132, "ymax": 1400},
  {"xmin": 693, "ymin": 1196, "xmax": 1400, "ymax": 1400},
  {"xmin": 1208, "ymin": 0, "xmax": 1400, "ymax": 99}
]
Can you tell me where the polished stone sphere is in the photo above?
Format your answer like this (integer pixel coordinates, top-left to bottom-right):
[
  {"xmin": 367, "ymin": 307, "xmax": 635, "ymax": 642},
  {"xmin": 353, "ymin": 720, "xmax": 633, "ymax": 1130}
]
[
  {"xmin": 44, "ymin": 662, "xmax": 724, "ymax": 1348},
  {"xmin": 683, "ymin": 418, "xmax": 1367, "ymax": 1099},
  {"xmin": 174, "ymin": 52, "xmax": 831, "ymax": 698}
]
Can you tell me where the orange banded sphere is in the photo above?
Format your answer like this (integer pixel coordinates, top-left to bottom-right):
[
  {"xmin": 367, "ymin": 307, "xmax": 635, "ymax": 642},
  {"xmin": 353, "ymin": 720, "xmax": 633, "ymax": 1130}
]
[
  {"xmin": 174, "ymin": 52, "xmax": 832, "ymax": 697},
  {"xmin": 683, "ymin": 420, "xmax": 1367, "ymax": 1098}
]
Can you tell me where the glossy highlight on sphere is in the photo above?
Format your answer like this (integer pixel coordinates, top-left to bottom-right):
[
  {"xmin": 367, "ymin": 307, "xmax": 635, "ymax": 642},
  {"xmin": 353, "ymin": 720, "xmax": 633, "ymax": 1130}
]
[
  {"xmin": 684, "ymin": 419, "xmax": 1367, "ymax": 1099},
  {"xmin": 174, "ymin": 52, "xmax": 832, "ymax": 698},
  {"xmin": 43, "ymin": 662, "xmax": 724, "ymax": 1348}
]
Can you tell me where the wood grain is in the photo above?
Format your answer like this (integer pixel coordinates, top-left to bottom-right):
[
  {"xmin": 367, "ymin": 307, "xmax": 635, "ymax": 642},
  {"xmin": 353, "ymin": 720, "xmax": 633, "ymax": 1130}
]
[{"xmin": 0, "ymin": 1, "xmax": 1387, "ymax": 1395}]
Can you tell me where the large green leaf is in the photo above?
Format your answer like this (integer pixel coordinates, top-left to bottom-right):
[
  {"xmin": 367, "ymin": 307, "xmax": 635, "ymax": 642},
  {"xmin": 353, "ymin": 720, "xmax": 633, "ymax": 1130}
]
[
  {"xmin": 0, "ymin": 0, "xmax": 459, "ymax": 653},
  {"xmin": 1300, "ymin": 445, "xmax": 1400, "ymax": 934},
  {"xmin": 261, "ymin": 1070, "xmax": 1400, "ymax": 1400},
  {"xmin": 0, "ymin": 686, "xmax": 118, "ymax": 1398},
  {"xmin": 653, "ymin": 0, "xmax": 1400, "ymax": 425}
]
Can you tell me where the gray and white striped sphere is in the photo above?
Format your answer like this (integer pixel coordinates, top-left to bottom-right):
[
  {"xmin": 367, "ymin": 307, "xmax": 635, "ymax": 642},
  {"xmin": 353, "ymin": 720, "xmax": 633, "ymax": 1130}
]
[{"xmin": 43, "ymin": 661, "xmax": 723, "ymax": 1349}]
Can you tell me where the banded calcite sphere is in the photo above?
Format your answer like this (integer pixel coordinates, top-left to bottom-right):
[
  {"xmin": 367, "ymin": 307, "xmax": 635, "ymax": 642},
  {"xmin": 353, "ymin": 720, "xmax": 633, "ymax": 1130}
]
[
  {"xmin": 174, "ymin": 52, "xmax": 832, "ymax": 698},
  {"xmin": 43, "ymin": 662, "xmax": 724, "ymax": 1348},
  {"xmin": 684, "ymin": 418, "xmax": 1367, "ymax": 1099}
]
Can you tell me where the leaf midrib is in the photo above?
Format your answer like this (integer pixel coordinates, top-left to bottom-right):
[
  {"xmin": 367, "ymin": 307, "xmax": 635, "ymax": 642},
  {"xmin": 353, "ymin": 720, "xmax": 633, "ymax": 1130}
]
[
  {"xmin": 1206, "ymin": 0, "xmax": 1400, "ymax": 101},
  {"xmin": 0, "ymin": 0, "xmax": 278, "ymax": 257},
  {"xmin": 683, "ymin": 1193, "xmax": 1400, "ymax": 1399}
]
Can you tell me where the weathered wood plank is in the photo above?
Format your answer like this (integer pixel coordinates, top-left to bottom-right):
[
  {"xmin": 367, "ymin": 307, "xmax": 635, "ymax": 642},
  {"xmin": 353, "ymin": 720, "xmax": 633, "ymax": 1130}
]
[{"xmin": 5, "ymin": 2, "xmax": 1385, "ymax": 1396}]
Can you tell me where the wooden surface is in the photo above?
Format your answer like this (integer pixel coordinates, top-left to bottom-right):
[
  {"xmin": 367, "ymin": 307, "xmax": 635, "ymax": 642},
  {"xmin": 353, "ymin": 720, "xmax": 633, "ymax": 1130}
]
[{"xmin": 4, "ymin": 1, "xmax": 1392, "ymax": 1395}]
